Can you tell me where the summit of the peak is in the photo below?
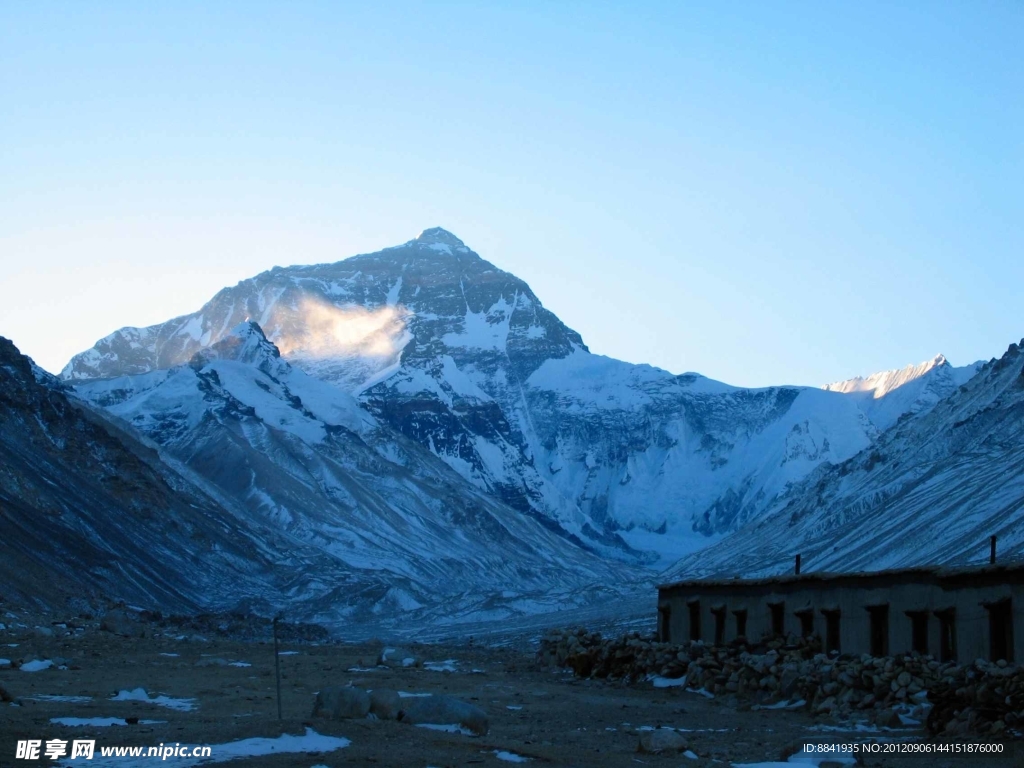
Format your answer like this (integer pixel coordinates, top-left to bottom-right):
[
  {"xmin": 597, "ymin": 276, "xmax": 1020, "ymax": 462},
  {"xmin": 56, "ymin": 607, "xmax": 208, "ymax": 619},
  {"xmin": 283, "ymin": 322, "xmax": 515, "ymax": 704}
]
[
  {"xmin": 228, "ymin": 319, "xmax": 269, "ymax": 340},
  {"xmin": 193, "ymin": 319, "xmax": 281, "ymax": 368},
  {"xmin": 413, "ymin": 227, "xmax": 466, "ymax": 248}
]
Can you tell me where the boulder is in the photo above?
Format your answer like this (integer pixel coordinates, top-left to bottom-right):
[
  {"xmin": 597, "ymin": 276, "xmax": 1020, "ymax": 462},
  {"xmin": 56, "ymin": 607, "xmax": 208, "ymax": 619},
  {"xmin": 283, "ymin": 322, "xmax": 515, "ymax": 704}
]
[
  {"xmin": 397, "ymin": 694, "xmax": 489, "ymax": 736},
  {"xmin": 876, "ymin": 708, "xmax": 902, "ymax": 728},
  {"xmin": 779, "ymin": 667, "xmax": 801, "ymax": 698},
  {"xmin": 369, "ymin": 689, "xmax": 403, "ymax": 720},
  {"xmin": 637, "ymin": 728, "xmax": 689, "ymax": 754},
  {"xmin": 311, "ymin": 686, "xmax": 371, "ymax": 720},
  {"xmin": 100, "ymin": 610, "xmax": 145, "ymax": 638},
  {"xmin": 0, "ymin": 682, "xmax": 13, "ymax": 703}
]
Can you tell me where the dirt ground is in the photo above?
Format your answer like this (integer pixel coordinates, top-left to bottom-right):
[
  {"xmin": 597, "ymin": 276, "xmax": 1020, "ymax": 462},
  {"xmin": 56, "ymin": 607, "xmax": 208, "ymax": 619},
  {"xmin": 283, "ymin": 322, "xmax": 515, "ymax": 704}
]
[{"xmin": 1, "ymin": 617, "xmax": 1021, "ymax": 767}]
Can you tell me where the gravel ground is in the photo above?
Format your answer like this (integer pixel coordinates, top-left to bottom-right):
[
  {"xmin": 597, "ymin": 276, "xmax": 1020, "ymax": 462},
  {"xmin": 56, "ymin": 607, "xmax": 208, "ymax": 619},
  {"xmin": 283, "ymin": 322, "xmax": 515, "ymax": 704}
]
[{"xmin": 0, "ymin": 616, "xmax": 1020, "ymax": 767}]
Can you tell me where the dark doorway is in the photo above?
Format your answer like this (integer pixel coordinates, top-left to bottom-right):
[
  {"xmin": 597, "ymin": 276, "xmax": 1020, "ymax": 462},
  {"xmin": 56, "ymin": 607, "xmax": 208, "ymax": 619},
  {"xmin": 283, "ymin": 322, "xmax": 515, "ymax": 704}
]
[
  {"xmin": 906, "ymin": 610, "xmax": 928, "ymax": 654},
  {"xmin": 867, "ymin": 605, "xmax": 889, "ymax": 657},
  {"xmin": 796, "ymin": 609, "xmax": 814, "ymax": 638},
  {"xmin": 987, "ymin": 599, "xmax": 1014, "ymax": 663},
  {"xmin": 733, "ymin": 609, "xmax": 748, "ymax": 639},
  {"xmin": 936, "ymin": 608, "xmax": 957, "ymax": 662},
  {"xmin": 658, "ymin": 605, "xmax": 671, "ymax": 643},
  {"xmin": 688, "ymin": 600, "xmax": 701, "ymax": 642},
  {"xmin": 769, "ymin": 602, "xmax": 785, "ymax": 637},
  {"xmin": 712, "ymin": 606, "xmax": 726, "ymax": 646},
  {"xmin": 822, "ymin": 609, "xmax": 841, "ymax": 653}
]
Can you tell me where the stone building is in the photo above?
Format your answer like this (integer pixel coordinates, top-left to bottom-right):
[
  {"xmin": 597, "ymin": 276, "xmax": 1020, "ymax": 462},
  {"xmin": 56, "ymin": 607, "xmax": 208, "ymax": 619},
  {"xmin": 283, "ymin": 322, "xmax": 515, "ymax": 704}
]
[{"xmin": 657, "ymin": 563, "xmax": 1024, "ymax": 663}]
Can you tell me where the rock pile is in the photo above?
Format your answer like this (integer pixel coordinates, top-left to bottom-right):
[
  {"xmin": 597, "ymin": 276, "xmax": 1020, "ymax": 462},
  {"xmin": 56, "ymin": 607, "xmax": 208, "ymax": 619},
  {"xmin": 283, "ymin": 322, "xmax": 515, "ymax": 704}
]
[{"xmin": 538, "ymin": 627, "xmax": 1024, "ymax": 736}]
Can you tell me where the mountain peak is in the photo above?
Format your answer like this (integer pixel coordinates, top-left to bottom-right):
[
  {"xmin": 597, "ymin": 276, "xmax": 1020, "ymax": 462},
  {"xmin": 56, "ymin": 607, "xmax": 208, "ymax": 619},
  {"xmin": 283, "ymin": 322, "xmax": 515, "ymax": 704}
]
[
  {"xmin": 412, "ymin": 227, "xmax": 467, "ymax": 249},
  {"xmin": 191, "ymin": 320, "xmax": 282, "ymax": 369}
]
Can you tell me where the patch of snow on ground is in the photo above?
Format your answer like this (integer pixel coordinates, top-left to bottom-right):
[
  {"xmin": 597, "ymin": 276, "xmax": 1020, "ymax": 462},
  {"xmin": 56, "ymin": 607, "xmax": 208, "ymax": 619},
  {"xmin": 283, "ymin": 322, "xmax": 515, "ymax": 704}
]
[
  {"xmin": 398, "ymin": 691, "xmax": 432, "ymax": 698},
  {"xmin": 424, "ymin": 659, "xmax": 458, "ymax": 672},
  {"xmin": 50, "ymin": 717, "xmax": 165, "ymax": 727},
  {"xmin": 229, "ymin": 662, "xmax": 251, "ymax": 667},
  {"xmin": 278, "ymin": 651, "xmax": 300, "ymax": 656},
  {"xmin": 20, "ymin": 660, "xmax": 53, "ymax": 672},
  {"xmin": 159, "ymin": 653, "xmax": 179, "ymax": 657},
  {"xmin": 59, "ymin": 727, "xmax": 350, "ymax": 767},
  {"xmin": 731, "ymin": 747, "xmax": 858, "ymax": 766},
  {"xmin": 493, "ymin": 750, "xmax": 530, "ymax": 762},
  {"xmin": 415, "ymin": 723, "xmax": 476, "ymax": 735},
  {"xmin": 111, "ymin": 688, "xmax": 197, "ymax": 712},
  {"xmin": 28, "ymin": 695, "xmax": 92, "ymax": 703},
  {"xmin": 650, "ymin": 675, "xmax": 686, "ymax": 688},
  {"xmin": 760, "ymin": 699, "xmax": 806, "ymax": 710}
]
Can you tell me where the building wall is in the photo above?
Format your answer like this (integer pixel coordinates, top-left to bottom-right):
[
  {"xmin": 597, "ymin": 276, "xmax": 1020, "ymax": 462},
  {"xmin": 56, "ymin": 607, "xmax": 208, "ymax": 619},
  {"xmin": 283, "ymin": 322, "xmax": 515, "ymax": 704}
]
[{"xmin": 657, "ymin": 577, "xmax": 1024, "ymax": 662}]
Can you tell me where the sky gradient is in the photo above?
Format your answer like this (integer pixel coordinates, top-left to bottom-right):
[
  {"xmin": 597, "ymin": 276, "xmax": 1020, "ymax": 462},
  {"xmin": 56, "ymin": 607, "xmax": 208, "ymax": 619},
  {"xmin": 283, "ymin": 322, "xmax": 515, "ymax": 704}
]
[{"xmin": 2, "ymin": 2, "xmax": 1021, "ymax": 386}]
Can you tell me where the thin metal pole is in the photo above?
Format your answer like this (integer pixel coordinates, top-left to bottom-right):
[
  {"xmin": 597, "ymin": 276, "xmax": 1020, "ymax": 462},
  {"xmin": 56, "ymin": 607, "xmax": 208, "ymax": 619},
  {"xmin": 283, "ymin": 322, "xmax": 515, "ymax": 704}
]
[
  {"xmin": 795, "ymin": 554, "xmax": 801, "ymax": 575},
  {"xmin": 273, "ymin": 617, "xmax": 282, "ymax": 720},
  {"xmin": 990, "ymin": 535, "xmax": 997, "ymax": 565}
]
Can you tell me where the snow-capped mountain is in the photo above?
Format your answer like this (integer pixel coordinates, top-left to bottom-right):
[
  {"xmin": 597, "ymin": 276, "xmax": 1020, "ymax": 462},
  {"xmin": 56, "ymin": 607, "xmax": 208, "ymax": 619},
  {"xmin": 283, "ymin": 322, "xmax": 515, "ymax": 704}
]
[
  {"xmin": 63, "ymin": 228, "xmax": 981, "ymax": 563},
  {"xmin": 72, "ymin": 321, "xmax": 629, "ymax": 625},
  {"xmin": 0, "ymin": 334, "xmax": 291, "ymax": 611},
  {"xmin": 823, "ymin": 354, "xmax": 983, "ymax": 431},
  {"xmin": 664, "ymin": 338, "xmax": 1024, "ymax": 580}
]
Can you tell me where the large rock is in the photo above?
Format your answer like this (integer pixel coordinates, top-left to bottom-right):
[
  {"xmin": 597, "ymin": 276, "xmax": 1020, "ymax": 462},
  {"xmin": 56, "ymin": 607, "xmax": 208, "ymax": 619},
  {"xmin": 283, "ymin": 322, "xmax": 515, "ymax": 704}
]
[
  {"xmin": 637, "ymin": 728, "xmax": 689, "ymax": 754},
  {"xmin": 311, "ymin": 686, "xmax": 371, "ymax": 720},
  {"xmin": 0, "ymin": 682, "xmax": 13, "ymax": 702},
  {"xmin": 397, "ymin": 694, "xmax": 489, "ymax": 736},
  {"xmin": 369, "ymin": 689, "xmax": 403, "ymax": 720},
  {"xmin": 377, "ymin": 646, "xmax": 421, "ymax": 668},
  {"xmin": 100, "ymin": 610, "xmax": 145, "ymax": 638}
]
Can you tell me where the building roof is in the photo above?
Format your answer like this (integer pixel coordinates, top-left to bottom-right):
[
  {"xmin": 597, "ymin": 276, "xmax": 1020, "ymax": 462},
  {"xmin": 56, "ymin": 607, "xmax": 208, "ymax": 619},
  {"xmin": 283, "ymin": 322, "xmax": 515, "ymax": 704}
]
[{"xmin": 657, "ymin": 561, "xmax": 1024, "ymax": 593}]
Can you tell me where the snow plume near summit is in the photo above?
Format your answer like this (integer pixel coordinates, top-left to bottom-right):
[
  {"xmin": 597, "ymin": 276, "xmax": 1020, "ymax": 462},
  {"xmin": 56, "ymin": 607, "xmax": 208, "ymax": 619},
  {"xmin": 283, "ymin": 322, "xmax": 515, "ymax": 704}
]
[{"xmin": 269, "ymin": 295, "xmax": 413, "ymax": 392}]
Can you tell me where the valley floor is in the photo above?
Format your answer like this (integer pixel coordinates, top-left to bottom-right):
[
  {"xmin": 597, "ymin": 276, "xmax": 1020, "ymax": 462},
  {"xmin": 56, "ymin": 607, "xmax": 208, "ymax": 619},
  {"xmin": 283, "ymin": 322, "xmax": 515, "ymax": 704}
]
[{"xmin": 0, "ymin": 615, "xmax": 1019, "ymax": 767}]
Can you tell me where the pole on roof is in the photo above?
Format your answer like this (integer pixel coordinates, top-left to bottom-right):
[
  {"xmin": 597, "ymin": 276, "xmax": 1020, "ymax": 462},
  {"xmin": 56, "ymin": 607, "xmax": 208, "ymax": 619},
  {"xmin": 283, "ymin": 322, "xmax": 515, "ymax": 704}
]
[
  {"xmin": 990, "ymin": 535, "xmax": 997, "ymax": 565},
  {"xmin": 795, "ymin": 554, "xmax": 801, "ymax": 575}
]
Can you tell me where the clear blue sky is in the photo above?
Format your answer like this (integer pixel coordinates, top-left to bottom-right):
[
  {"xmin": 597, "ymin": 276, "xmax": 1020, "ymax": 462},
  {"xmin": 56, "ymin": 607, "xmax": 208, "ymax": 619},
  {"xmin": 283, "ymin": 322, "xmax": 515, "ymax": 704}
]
[{"xmin": 2, "ymin": 2, "xmax": 1021, "ymax": 385}]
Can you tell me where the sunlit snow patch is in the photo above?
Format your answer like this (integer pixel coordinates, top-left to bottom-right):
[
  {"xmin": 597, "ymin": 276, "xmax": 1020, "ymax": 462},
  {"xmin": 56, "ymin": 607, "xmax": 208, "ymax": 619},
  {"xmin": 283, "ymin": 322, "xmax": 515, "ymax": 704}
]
[
  {"xmin": 228, "ymin": 662, "xmax": 251, "ymax": 667},
  {"xmin": 398, "ymin": 691, "xmax": 432, "ymax": 698},
  {"xmin": 159, "ymin": 653, "xmax": 180, "ymax": 657},
  {"xmin": 111, "ymin": 688, "xmax": 197, "ymax": 711},
  {"xmin": 278, "ymin": 651, "xmax": 300, "ymax": 656}
]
